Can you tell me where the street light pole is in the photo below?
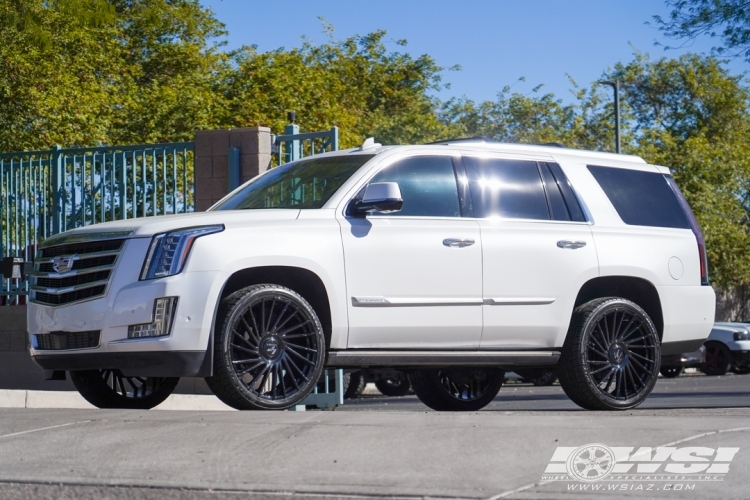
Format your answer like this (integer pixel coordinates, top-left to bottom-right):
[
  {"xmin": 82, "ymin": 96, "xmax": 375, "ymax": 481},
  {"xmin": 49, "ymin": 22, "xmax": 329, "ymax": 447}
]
[{"xmin": 597, "ymin": 80, "xmax": 620, "ymax": 154}]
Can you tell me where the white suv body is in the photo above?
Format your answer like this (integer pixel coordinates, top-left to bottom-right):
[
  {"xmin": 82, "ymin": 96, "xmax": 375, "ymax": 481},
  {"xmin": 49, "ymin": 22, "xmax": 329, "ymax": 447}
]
[{"xmin": 27, "ymin": 141, "xmax": 716, "ymax": 411}]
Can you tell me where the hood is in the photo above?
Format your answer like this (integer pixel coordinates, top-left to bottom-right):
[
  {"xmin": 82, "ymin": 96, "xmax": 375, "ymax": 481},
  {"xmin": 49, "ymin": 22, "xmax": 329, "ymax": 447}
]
[{"xmin": 40, "ymin": 209, "xmax": 301, "ymax": 247}]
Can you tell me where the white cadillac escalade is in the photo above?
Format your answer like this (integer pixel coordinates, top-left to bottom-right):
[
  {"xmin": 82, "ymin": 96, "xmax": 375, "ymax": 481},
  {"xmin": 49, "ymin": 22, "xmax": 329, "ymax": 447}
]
[{"xmin": 27, "ymin": 139, "xmax": 716, "ymax": 411}]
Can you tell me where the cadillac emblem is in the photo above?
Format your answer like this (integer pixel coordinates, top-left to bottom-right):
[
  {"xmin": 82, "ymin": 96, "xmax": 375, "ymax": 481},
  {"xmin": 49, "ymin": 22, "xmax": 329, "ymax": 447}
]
[{"xmin": 51, "ymin": 255, "xmax": 75, "ymax": 274}]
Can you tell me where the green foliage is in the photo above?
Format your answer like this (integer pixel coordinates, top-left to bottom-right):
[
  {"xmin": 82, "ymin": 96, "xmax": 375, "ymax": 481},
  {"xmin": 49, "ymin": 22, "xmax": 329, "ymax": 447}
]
[
  {"xmin": 0, "ymin": 0, "xmax": 227, "ymax": 151},
  {"xmin": 655, "ymin": 0, "xmax": 750, "ymax": 62},
  {"xmin": 219, "ymin": 28, "xmax": 449, "ymax": 148}
]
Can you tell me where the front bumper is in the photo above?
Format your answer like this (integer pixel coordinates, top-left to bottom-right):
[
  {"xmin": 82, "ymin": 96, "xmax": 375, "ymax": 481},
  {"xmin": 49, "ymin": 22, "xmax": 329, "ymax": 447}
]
[{"xmin": 28, "ymin": 239, "xmax": 226, "ymax": 377}]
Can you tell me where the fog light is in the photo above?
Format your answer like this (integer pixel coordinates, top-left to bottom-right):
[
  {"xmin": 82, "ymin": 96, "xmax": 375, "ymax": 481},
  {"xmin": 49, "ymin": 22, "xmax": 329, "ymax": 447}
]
[{"xmin": 128, "ymin": 297, "xmax": 178, "ymax": 338}]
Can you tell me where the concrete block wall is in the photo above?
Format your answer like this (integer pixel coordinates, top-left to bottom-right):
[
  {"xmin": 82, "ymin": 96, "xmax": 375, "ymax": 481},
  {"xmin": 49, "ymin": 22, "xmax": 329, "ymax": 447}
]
[{"xmin": 194, "ymin": 126, "xmax": 272, "ymax": 211}]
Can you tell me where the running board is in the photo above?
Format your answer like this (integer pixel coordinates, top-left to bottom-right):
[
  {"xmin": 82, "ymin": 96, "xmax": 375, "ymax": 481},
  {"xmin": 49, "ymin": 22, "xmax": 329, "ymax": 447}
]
[{"xmin": 326, "ymin": 350, "xmax": 559, "ymax": 368}]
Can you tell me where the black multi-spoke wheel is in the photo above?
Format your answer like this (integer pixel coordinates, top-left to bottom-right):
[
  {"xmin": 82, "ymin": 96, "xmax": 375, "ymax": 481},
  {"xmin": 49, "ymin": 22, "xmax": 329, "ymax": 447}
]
[
  {"xmin": 206, "ymin": 284, "xmax": 325, "ymax": 410},
  {"xmin": 70, "ymin": 369, "xmax": 178, "ymax": 409},
  {"xmin": 375, "ymin": 372, "xmax": 411, "ymax": 397},
  {"xmin": 700, "ymin": 341, "xmax": 731, "ymax": 376},
  {"xmin": 558, "ymin": 297, "xmax": 660, "ymax": 411},
  {"xmin": 660, "ymin": 366, "xmax": 683, "ymax": 378},
  {"xmin": 410, "ymin": 368, "xmax": 504, "ymax": 411}
]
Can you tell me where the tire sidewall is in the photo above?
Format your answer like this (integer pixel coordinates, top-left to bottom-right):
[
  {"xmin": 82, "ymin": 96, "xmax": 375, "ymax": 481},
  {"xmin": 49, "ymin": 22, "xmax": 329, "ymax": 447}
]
[
  {"xmin": 574, "ymin": 299, "xmax": 661, "ymax": 410},
  {"xmin": 219, "ymin": 285, "xmax": 326, "ymax": 410}
]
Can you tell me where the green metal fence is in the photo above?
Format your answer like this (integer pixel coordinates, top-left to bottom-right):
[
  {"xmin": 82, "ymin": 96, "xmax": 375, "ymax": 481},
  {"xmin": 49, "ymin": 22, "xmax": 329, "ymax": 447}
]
[
  {"xmin": 273, "ymin": 125, "xmax": 338, "ymax": 165},
  {"xmin": 1, "ymin": 142, "xmax": 194, "ymax": 304}
]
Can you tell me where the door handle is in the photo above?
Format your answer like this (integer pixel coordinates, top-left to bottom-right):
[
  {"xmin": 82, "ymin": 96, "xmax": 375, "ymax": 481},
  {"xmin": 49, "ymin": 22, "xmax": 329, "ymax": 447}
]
[
  {"xmin": 557, "ymin": 240, "xmax": 587, "ymax": 249},
  {"xmin": 443, "ymin": 238, "xmax": 475, "ymax": 248}
]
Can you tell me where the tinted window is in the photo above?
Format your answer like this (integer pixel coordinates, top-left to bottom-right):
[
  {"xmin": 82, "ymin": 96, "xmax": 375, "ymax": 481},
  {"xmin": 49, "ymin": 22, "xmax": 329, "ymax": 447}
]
[
  {"xmin": 214, "ymin": 155, "xmax": 373, "ymax": 210},
  {"xmin": 538, "ymin": 163, "xmax": 571, "ymax": 221},
  {"xmin": 545, "ymin": 162, "xmax": 587, "ymax": 222},
  {"xmin": 588, "ymin": 165, "xmax": 690, "ymax": 228},
  {"xmin": 465, "ymin": 157, "xmax": 550, "ymax": 220},
  {"xmin": 369, "ymin": 156, "xmax": 460, "ymax": 217}
]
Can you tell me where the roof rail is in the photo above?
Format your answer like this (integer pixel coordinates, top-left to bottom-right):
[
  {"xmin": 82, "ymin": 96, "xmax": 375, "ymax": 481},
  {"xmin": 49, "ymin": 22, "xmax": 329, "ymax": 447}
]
[{"xmin": 426, "ymin": 137, "xmax": 568, "ymax": 148}]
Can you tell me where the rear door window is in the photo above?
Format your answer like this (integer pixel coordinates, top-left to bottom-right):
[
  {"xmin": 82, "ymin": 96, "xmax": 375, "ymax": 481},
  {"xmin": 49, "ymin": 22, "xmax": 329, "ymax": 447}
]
[
  {"xmin": 587, "ymin": 165, "xmax": 690, "ymax": 228},
  {"xmin": 464, "ymin": 157, "xmax": 550, "ymax": 220}
]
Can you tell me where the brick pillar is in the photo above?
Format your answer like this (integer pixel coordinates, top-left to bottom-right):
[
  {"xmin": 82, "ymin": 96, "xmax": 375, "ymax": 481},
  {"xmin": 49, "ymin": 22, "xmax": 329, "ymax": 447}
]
[{"xmin": 194, "ymin": 127, "xmax": 272, "ymax": 211}]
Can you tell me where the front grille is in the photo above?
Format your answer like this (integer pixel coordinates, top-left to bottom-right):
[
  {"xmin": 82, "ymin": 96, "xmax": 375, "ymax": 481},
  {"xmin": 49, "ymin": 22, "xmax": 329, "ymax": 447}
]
[
  {"xmin": 31, "ymin": 238, "xmax": 125, "ymax": 306},
  {"xmin": 35, "ymin": 331, "xmax": 100, "ymax": 350},
  {"xmin": 36, "ymin": 270, "xmax": 110, "ymax": 289},
  {"xmin": 38, "ymin": 254, "xmax": 117, "ymax": 273}
]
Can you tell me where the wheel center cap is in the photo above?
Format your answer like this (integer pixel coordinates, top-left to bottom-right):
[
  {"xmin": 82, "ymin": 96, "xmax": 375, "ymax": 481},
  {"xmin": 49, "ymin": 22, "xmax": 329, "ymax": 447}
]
[
  {"xmin": 609, "ymin": 343, "xmax": 627, "ymax": 365},
  {"xmin": 260, "ymin": 335, "xmax": 283, "ymax": 360}
]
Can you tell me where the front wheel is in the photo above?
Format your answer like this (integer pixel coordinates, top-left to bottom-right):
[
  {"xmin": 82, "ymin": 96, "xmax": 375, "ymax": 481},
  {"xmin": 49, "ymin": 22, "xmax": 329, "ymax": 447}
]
[
  {"xmin": 410, "ymin": 368, "xmax": 504, "ymax": 411},
  {"xmin": 557, "ymin": 297, "xmax": 660, "ymax": 411},
  {"xmin": 70, "ymin": 370, "xmax": 178, "ymax": 409},
  {"xmin": 205, "ymin": 284, "xmax": 326, "ymax": 410}
]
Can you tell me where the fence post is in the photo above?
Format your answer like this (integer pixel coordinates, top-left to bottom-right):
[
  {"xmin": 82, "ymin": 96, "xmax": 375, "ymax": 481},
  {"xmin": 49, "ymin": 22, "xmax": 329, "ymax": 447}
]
[
  {"xmin": 51, "ymin": 145, "xmax": 63, "ymax": 235},
  {"xmin": 284, "ymin": 124, "xmax": 300, "ymax": 163},
  {"xmin": 330, "ymin": 126, "xmax": 339, "ymax": 152},
  {"xmin": 194, "ymin": 127, "xmax": 271, "ymax": 211},
  {"xmin": 227, "ymin": 147, "xmax": 240, "ymax": 192}
]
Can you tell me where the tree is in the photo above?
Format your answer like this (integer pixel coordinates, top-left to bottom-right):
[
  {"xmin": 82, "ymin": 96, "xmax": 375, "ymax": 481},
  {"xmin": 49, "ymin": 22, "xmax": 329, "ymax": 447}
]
[
  {"xmin": 0, "ymin": 0, "xmax": 228, "ymax": 151},
  {"xmin": 219, "ymin": 28, "xmax": 452, "ymax": 149},
  {"xmin": 655, "ymin": 0, "xmax": 750, "ymax": 62}
]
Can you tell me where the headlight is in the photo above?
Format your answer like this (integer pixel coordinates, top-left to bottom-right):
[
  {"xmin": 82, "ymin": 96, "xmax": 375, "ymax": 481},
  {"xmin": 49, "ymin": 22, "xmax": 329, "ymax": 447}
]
[
  {"xmin": 734, "ymin": 330, "xmax": 750, "ymax": 341},
  {"xmin": 140, "ymin": 225, "xmax": 223, "ymax": 280}
]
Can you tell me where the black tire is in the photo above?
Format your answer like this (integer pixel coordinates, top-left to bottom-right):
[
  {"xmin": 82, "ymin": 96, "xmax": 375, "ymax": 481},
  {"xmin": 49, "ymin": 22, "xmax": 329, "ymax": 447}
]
[
  {"xmin": 660, "ymin": 366, "xmax": 683, "ymax": 378},
  {"xmin": 410, "ymin": 368, "xmax": 504, "ymax": 411},
  {"xmin": 700, "ymin": 341, "xmax": 732, "ymax": 376},
  {"xmin": 731, "ymin": 364, "xmax": 750, "ymax": 375},
  {"xmin": 344, "ymin": 370, "xmax": 366, "ymax": 399},
  {"xmin": 70, "ymin": 369, "xmax": 178, "ymax": 410},
  {"xmin": 557, "ymin": 297, "xmax": 660, "ymax": 411},
  {"xmin": 205, "ymin": 284, "xmax": 326, "ymax": 410},
  {"xmin": 375, "ymin": 372, "xmax": 411, "ymax": 396}
]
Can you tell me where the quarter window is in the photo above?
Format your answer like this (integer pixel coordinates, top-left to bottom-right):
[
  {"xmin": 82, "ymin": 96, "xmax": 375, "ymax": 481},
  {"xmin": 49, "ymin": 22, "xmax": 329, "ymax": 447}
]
[
  {"xmin": 465, "ymin": 157, "xmax": 550, "ymax": 220},
  {"xmin": 588, "ymin": 165, "xmax": 690, "ymax": 229},
  {"xmin": 368, "ymin": 156, "xmax": 461, "ymax": 217}
]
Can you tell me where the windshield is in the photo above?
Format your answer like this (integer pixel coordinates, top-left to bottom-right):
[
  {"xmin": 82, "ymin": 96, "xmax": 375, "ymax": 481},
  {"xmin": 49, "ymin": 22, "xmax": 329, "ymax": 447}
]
[{"xmin": 213, "ymin": 155, "xmax": 374, "ymax": 210}]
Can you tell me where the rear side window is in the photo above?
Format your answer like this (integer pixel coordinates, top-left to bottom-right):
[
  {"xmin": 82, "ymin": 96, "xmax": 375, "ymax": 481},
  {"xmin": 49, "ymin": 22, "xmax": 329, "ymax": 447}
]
[
  {"xmin": 464, "ymin": 157, "xmax": 549, "ymax": 220},
  {"xmin": 369, "ymin": 156, "xmax": 461, "ymax": 217},
  {"xmin": 588, "ymin": 165, "xmax": 690, "ymax": 229}
]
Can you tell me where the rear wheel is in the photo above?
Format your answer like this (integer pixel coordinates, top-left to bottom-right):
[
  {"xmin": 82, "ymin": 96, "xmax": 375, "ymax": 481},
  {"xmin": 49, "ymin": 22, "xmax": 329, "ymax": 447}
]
[
  {"xmin": 700, "ymin": 342, "xmax": 732, "ymax": 376},
  {"xmin": 344, "ymin": 370, "xmax": 366, "ymax": 399},
  {"xmin": 375, "ymin": 372, "xmax": 411, "ymax": 396},
  {"xmin": 205, "ymin": 284, "xmax": 326, "ymax": 410},
  {"xmin": 659, "ymin": 366, "xmax": 683, "ymax": 378},
  {"xmin": 70, "ymin": 370, "xmax": 178, "ymax": 409},
  {"xmin": 410, "ymin": 368, "xmax": 504, "ymax": 411},
  {"xmin": 557, "ymin": 297, "xmax": 660, "ymax": 411}
]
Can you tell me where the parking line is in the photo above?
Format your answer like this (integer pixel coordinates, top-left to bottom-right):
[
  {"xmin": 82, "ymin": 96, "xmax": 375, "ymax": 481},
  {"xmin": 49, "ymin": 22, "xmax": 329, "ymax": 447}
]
[{"xmin": 0, "ymin": 421, "xmax": 92, "ymax": 440}]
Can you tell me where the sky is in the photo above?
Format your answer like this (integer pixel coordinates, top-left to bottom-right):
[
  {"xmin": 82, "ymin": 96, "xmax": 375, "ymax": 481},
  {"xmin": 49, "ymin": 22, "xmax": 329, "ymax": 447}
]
[{"xmin": 200, "ymin": 0, "xmax": 746, "ymax": 104}]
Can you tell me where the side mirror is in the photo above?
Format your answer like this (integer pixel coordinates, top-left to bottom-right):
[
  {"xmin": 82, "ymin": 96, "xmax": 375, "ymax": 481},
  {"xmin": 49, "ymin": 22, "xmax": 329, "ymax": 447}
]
[{"xmin": 350, "ymin": 182, "xmax": 403, "ymax": 216}]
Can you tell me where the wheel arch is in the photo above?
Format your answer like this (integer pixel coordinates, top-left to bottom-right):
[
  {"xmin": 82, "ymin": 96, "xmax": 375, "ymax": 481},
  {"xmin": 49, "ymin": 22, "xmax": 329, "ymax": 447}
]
[
  {"xmin": 572, "ymin": 276, "xmax": 664, "ymax": 340},
  {"xmin": 219, "ymin": 265, "xmax": 333, "ymax": 345}
]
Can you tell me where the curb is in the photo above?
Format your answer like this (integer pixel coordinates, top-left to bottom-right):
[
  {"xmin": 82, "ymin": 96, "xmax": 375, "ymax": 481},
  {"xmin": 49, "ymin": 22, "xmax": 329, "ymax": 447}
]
[{"xmin": 0, "ymin": 389, "xmax": 235, "ymax": 412}]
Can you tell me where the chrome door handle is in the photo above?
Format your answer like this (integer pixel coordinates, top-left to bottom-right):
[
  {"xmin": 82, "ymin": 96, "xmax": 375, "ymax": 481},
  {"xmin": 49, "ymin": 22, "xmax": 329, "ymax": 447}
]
[
  {"xmin": 443, "ymin": 238, "xmax": 475, "ymax": 248},
  {"xmin": 557, "ymin": 240, "xmax": 587, "ymax": 249}
]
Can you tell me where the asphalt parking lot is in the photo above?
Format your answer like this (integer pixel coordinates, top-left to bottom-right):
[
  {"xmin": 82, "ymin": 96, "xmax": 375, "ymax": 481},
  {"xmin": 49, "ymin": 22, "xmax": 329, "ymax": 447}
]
[{"xmin": 0, "ymin": 372, "xmax": 749, "ymax": 500}]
